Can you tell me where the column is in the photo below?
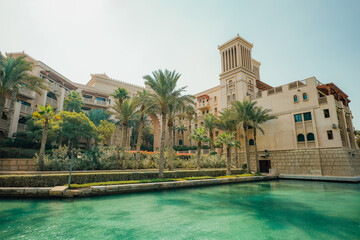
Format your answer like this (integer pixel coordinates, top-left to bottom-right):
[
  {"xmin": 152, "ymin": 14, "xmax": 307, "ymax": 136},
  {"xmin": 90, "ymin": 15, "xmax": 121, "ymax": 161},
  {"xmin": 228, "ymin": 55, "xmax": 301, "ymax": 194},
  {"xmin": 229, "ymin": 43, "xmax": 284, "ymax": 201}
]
[
  {"xmin": 9, "ymin": 102, "xmax": 21, "ymax": 137},
  {"xmin": 58, "ymin": 88, "xmax": 65, "ymax": 111}
]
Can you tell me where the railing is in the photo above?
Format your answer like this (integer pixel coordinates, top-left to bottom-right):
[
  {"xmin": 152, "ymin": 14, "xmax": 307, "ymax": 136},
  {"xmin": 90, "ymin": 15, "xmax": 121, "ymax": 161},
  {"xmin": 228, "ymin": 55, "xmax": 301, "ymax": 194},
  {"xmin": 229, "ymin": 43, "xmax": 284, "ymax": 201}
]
[
  {"xmin": 289, "ymin": 80, "xmax": 306, "ymax": 89},
  {"xmin": 46, "ymin": 97, "xmax": 58, "ymax": 107},
  {"xmin": 267, "ymin": 86, "xmax": 282, "ymax": 95},
  {"xmin": 83, "ymin": 97, "xmax": 108, "ymax": 106},
  {"xmin": 20, "ymin": 105, "xmax": 36, "ymax": 115},
  {"xmin": 0, "ymin": 119, "xmax": 7, "ymax": 130},
  {"xmin": 318, "ymin": 97, "xmax": 327, "ymax": 105},
  {"xmin": 48, "ymin": 81, "xmax": 61, "ymax": 92},
  {"xmin": 17, "ymin": 123, "xmax": 27, "ymax": 132},
  {"xmin": 197, "ymin": 101, "xmax": 210, "ymax": 109}
]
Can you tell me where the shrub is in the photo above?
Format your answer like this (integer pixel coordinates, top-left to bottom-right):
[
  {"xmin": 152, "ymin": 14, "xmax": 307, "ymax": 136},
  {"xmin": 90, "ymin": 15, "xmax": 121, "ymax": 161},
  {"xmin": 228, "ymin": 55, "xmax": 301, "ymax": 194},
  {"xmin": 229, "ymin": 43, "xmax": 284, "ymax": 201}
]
[
  {"xmin": 242, "ymin": 163, "xmax": 247, "ymax": 170},
  {"xmin": 0, "ymin": 169, "xmax": 246, "ymax": 187},
  {"xmin": 0, "ymin": 147, "xmax": 37, "ymax": 158},
  {"xmin": 209, "ymin": 151, "xmax": 217, "ymax": 155}
]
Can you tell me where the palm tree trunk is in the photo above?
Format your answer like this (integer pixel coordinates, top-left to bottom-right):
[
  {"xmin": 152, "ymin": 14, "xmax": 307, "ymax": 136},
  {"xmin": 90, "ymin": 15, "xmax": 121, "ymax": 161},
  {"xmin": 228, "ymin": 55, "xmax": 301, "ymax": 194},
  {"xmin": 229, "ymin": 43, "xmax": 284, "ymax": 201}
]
[
  {"xmin": 226, "ymin": 146, "xmax": 231, "ymax": 175},
  {"xmin": 197, "ymin": 141, "xmax": 201, "ymax": 170},
  {"xmin": 5, "ymin": 88, "xmax": 17, "ymax": 138},
  {"xmin": 168, "ymin": 124, "xmax": 174, "ymax": 171},
  {"xmin": 135, "ymin": 114, "xmax": 144, "ymax": 163},
  {"xmin": 159, "ymin": 112, "xmax": 167, "ymax": 178},
  {"xmin": 210, "ymin": 131, "xmax": 214, "ymax": 151},
  {"xmin": 243, "ymin": 125, "xmax": 251, "ymax": 173},
  {"xmin": 188, "ymin": 120, "xmax": 192, "ymax": 146},
  {"xmin": 38, "ymin": 120, "xmax": 48, "ymax": 169},
  {"xmin": 0, "ymin": 95, "xmax": 6, "ymax": 121},
  {"xmin": 235, "ymin": 131, "xmax": 239, "ymax": 168},
  {"xmin": 254, "ymin": 128, "xmax": 260, "ymax": 173},
  {"xmin": 122, "ymin": 124, "xmax": 128, "ymax": 149}
]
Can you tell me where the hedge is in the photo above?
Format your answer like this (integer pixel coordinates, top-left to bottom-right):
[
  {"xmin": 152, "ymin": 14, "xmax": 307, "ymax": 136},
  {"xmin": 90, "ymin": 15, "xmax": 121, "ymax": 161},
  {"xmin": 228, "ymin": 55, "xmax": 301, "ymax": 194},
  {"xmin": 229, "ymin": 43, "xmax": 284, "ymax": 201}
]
[
  {"xmin": 0, "ymin": 148, "xmax": 38, "ymax": 159},
  {"xmin": 0, "ymin": 169, "xmax": 245, "ymax": 187}
]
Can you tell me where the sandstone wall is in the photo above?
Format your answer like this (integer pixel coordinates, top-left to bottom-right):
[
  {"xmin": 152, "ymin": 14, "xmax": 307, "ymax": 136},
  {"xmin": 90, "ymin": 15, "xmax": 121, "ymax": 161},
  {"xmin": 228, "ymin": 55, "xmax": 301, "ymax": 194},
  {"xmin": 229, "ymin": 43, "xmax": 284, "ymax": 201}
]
[
  {"xmin": 235, "ymin": 147, "xmax": 360, "ymax": 176},
  {"xmin": 0, "ymin": 158, "xmax": 36, "ymax": 171}
]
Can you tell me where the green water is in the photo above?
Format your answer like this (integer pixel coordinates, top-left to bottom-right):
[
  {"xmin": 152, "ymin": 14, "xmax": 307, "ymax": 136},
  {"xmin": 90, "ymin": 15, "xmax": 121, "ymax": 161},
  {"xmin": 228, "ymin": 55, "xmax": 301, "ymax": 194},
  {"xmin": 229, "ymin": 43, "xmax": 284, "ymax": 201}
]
[{"xmin": 0, "ymin": 180, "xmax": 359, "ymax": 240}]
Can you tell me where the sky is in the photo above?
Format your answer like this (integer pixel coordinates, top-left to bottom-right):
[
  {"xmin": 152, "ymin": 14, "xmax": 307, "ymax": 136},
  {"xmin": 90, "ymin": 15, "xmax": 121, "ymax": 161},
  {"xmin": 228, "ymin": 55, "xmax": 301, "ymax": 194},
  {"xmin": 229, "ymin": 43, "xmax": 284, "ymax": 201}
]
[{"xmin": 0, "ymin": 0, "xmax": 359, "ymax": 128}]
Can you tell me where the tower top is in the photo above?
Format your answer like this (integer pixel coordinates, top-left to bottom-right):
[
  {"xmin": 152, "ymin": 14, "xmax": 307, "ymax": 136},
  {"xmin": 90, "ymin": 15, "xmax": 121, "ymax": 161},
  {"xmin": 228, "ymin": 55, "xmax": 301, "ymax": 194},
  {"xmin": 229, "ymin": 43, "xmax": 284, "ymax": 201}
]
[{"xmin": 218, "ymin": 34, "xmax": 253, "ymax": 50}]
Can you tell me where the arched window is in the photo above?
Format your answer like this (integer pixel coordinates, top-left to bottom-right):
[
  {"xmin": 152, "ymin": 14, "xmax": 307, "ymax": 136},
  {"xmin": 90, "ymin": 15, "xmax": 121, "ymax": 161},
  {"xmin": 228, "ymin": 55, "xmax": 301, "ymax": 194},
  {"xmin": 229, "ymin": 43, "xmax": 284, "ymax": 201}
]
[
  {"xmin": 303, "ymin": 93, "xmax": 308, "ymax": 100},
  {"xmin": 249, "ymin": 139, "xmax": 254, "ymax": 145},
  {"xmin": 214, "ymin": 96, "xmax": 217, "ymax": 103},
  {"xmin": 232, "ymin": 94, "xmax": 236, "ymax": 101},
  {"xmin": 297, "ymin": 134, "xmax": 305, "ymax": 142},
  {"xmin": 227, "ymin": 80, "xmax": 235, "ymax": 92},
  {"xmin": 294, "ymin": 95, "xmax": 298, "ymax": 103},
  {"xmin": 227, "ymin": 95, "xmax": 231, "ymax": 102},
  {"xmin": 307, "ymin": 133, "xmax": 315, "ymax": 141},
  {"xmin": 179, "ymin": 139, "xmax": 183, "ymax": 146}
]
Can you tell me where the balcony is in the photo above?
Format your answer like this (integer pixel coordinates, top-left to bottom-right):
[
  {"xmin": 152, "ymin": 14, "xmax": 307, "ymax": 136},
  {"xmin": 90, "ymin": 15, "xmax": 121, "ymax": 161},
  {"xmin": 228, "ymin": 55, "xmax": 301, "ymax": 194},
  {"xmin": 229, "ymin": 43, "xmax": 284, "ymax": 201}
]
[
  {"xmin": 17, "ymin": 123, "xmax": 27, "ymax": 132},
  {"xmin": 19, "ymin": 87, "xmax": 35, "ymax": 99},
  {"xmin": 197, "ymin": 101, "xmax": 210, "ymax": 110},
  {"xmin": 48, "ymin": 81, "xmax": 61, "ymax": 93},
  {"xmin": 46, "ymin": 97, "xmax": 58, "ymax": 107},
  {"xmin": 318, "ymin": 97, "xmax": 327, "ymax": 105},
  {"xmin": 82, "ymin": 97, "xmax": 108, "ymax": 107},
  {"xmin": 20, "ymin": 105, "xmax": 36, "ymax": 115}
]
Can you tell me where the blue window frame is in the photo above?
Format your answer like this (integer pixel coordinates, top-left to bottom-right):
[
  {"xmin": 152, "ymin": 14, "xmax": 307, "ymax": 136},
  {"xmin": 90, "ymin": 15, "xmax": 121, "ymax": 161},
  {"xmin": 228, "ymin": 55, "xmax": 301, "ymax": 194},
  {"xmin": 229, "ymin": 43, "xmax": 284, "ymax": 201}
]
[
  {"xmin": 294, "ymin": 114, "xmax": 302, "ymax": 122},
  {"xmin": 303, "ymin": 93, "xmax": 308, "ymax": 100},
  {"xmin": 294, "ymin": 95, "xmax": 298, "ymax": 102},
  {"xmin": 304, "ymin": 112, "xmax": 312, "ymax": 121}
]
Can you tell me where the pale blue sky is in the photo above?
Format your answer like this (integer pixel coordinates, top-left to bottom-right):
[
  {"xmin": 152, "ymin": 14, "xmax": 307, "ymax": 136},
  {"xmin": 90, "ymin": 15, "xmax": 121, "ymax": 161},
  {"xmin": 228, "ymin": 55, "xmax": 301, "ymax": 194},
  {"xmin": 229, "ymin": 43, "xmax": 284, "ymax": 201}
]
[{"xmin": 0, "ymin": 0, "xmax": 359, "ymax": 128}]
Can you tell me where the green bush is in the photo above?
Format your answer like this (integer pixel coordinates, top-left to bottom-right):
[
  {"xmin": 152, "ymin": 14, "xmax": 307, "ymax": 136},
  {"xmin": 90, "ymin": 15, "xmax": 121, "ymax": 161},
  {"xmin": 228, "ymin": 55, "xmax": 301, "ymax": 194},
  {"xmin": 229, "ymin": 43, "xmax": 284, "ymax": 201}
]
[
  {"xmin": 0, "ymin": 169, "xmax": 246, "ymax": 187},
  {"xmin": 0, "ymin": 147, "xmax": 38, "ymax": 158},
  {"xmin": 242, "ymin": 163, "xmax": 247, "ymax": 170},
  {"xmin": 173, "ymin": 145, "xmax": 210, "ymax": 151}
]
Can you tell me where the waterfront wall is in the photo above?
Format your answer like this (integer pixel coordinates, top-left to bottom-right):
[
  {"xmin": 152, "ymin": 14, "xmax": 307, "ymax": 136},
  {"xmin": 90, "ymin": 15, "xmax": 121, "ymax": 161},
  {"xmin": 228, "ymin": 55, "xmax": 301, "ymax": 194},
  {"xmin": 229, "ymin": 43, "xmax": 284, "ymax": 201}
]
[
  {"xmin": 0, "ymin": 158, "xmax": 36, "ymax": 171},
  {"xmin": 237, "ymin": 147, "xmax": 360, "ymax": 176}
]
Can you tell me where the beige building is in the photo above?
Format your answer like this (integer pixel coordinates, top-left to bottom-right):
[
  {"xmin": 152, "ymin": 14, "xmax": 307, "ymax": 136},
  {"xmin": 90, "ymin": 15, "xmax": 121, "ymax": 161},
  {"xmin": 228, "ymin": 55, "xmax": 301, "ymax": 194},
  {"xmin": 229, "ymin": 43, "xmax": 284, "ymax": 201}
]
[
  {"xmin": 2, "ymin": 34, "xmax": 359, "ymax": 176},
  {"xmin": 191, "ymin": 34, "xmax": 359, "ymax": 176}
]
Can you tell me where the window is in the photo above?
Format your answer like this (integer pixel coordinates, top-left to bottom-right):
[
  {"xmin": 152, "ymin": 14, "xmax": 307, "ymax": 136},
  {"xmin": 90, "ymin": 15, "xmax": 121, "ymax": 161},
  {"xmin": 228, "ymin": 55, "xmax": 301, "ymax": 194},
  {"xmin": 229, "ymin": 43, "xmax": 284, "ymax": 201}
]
[
  {"xmin": 297, "ymin": 134, "xmax": 305, "ymax": 142},
  {"xmin": 214, "ymin": 97, "xmax": 217, "ymax": 103},
  {"xmin": 179, "ymin": 139, "xmax": 183, "ymax": 145},
  {"xmin": 232, "ymin": 94, "xmax": 236, "ymax": 101},
  {"xmin": 303, "ymin": 93, "xmax": 308, "ymax": 100},
  {"xmin": 249, "ymin": 139, "xmax": 254, "ymax": 145},
  {"xmin": 202, "ymin": 111, "xmax": 205, "ymax": 115},
  {"xmin": 304, "ymin": 112, "xmax": 312, "ymax": 121},
  {"xmin": 327, "ymin": 130, "xmax": 333, "ymax": 140},
  {"xmin": 248, "ymin": 125, "xmax": 253, "ymax": 129},
  {"xmin": 206, "ymin": 110, "xmax": 209, "ymax": 114},
  {"xmin": 215, "ymin": 108, "xmax": 217, "ymax": 113},
  {"xmin": 307, "ymin": 133, "xmax": 315, "ymax": 141},
  {"xmin": 294, "ymin": 95, "xmax": 298, "ymax": 103},
  {"xmin": 19, "ymin": 100, "xmax": 31, "ymax": 107},
  {"xmin": 227, "ymin": 95, "xmax": 231, "ymax": 102},
  {"xmin": 96, "ymin": 97, "xmax": 105, "ymax": 102},
  {"xmin": 294, "ymin": 114, "xmax": 302, "ymax": 122},
  {"xmin": 227, "ymin": 80, "xmax": 235, "ymax": 92},
  {"xmin": 215, "ymin": 131, "xmax": 219, "ymax": 137},
  {"xmin": 324, "ymin": 109, "xmax": 330, "ymax": 118}
]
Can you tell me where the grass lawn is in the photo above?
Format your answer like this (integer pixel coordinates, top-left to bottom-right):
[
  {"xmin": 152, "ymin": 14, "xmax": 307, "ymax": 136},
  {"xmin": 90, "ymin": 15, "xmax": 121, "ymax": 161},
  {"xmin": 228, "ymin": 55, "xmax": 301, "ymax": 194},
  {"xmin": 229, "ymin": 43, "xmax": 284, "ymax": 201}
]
[{"xmin": 68, "ymin": 174, "xmax": 259, "ymax": 189}]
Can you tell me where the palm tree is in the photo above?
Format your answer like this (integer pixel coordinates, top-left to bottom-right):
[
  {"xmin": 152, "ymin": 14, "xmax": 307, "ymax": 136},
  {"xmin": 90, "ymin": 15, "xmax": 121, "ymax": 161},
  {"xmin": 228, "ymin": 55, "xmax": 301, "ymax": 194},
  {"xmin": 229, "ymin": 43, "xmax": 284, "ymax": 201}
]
[
  {"xmin": 215, "ymin": 132, "xmax": 238, "ymax": 175},
  {"xmin": 214, "ymin": 108, "xmax": 239, "ymax": 167},
  {"xmin": 190, "ymin": 127, "xmax": 210, "ymax": 170},
  {"xmin": 203, "ymin": 113, "xmax": 217, "ymax": 151},
  {"xmin": 133, "ymin": 89, "xmax": 150, "ymax": 161},
  {"xmin": 251, "ymin": 106, "xmax": 276, "ymax": 173},
  {"xmin": 184, "ymin": 105, "xmax": 195, "ymax": 146},
  {"xmin": 232, "ymin": 100, "xmax": 257, "ymax": 173},
  {"xmin": 86, "ymin": 109, "xmax": 112, "ymax": 127},
  {"xmin": 64, "ymin": 90, "xmax": 84, "ymax": 113},
  {"xmin": 110, "ymin": 87, "xmax": 129, "ymax": 149},
  {"xmin": 112, "ymin": 98, "xmax": 137, "ymax": 149},
  {"xmin": 0, "ymin": 54, "xmax": 47, "ymax": 137},
  {"xmin": 177, "ymin": 125, "xmax": 187, "ymax": 145},
  {"xmin": 143, "ymin": 69, "xmax": 192, "ymax": 178},
  {"xmin": 32, "ymin": 105, "xmax": 60, "ymax": 167}
]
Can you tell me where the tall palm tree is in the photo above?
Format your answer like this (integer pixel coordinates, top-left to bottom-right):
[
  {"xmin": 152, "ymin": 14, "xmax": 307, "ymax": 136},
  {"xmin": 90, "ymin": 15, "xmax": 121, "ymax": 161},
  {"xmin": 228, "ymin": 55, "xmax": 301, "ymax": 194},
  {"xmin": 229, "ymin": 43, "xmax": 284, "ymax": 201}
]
[
  {"xmin": 110, "ymin": 87, "xmax": 129, "ymax": 148},
  {"xmin": 251, "ymin": 106, "xmax": 276, "ymax": 173},
  {"xmin": 184, "ymin": 105, "xmax": 195, "ymax": 146},
  {"xmin": 0, "ymin": 54, "xmax": 47, "ymax": 137},
  {"xmin": 32, "ymin": 105, "xmax": 60, "ymax": 168},
  {"xmin": 214, "ymin": 108, "xmax": 239, "ymax": 167},
  {"xmin": 143, "ymin": 69, "xmax": 191, "ymax": 178},
  {"xmin": 112, "ymin": 98, "xmax": 137, "ymax": 149},
  {"xmin": 232, "ymin": 100, "xmax": 257, "ymax": 173},
  {"xmin": 64, "ymin": 90, "xmax": 84, "ymax": 113},
  {"xmin": 203, "ymin": 113, "xmax": 217, "ymax": 151},
  {"xmin": 190, "ymin": 127, "xmax": 210, "ymax": 170},
  {"xmin": 133, "ymin": 89, "xmax": 150, "ymax": 161},
  {"xmin": 215, "ymin": 132, "xmax": 238, "ymax": 175}
]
